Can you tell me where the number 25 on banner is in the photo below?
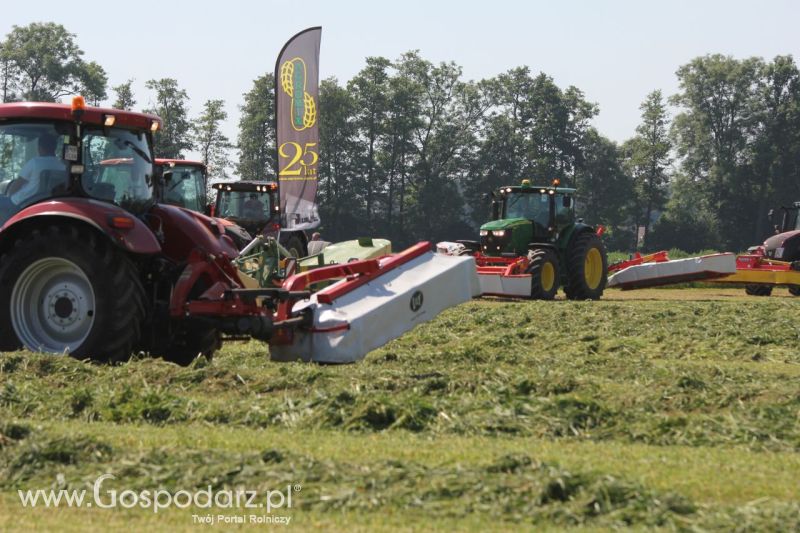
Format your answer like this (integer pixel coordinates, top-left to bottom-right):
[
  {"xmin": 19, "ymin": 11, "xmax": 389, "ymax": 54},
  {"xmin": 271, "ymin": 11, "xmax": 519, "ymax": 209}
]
[{"xmin": 279, "ymin": 142, "xmax": 318, "ymax": 178}]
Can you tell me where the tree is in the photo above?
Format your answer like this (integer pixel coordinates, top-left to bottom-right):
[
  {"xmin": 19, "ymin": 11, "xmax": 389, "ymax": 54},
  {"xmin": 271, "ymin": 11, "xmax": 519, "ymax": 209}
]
[
  {"xmin": 79, "ymin": 61, "xmax": 107, "ymax": 106},
  {"xmin": 112, "ymin": 79, "xmax": 136, "ymax": 110},
  {"xmin": 1, "ymin": 22, "xmax": 105, "ymax": 102},
  {"xmin": 623, "ymin": 90, "xmax": 671, "ymax": 242},
  {"xmin": 317, "ymin": 77, "xmax": 360, "ymax": 240},
  {"xmin": 348, "ymin": 57, "xmax": 391, "ymax": 227},
  {"xmin": 236, "ymin": 73, "xmax": 276, "ymax": 181},
  {"xmin": 193, "ymin": 99, "xmax": 232, "ymax": 182},
  {"xmin": 144, "ymin": 78, "xmax": 193, "ymax": 159},
  {"xmin": 671, "ymin": 55, "xmax": 762, "ymax": 249},
  {"xmin": 0, "ymin": 41, "xmax": 18, "ymax": 102}
]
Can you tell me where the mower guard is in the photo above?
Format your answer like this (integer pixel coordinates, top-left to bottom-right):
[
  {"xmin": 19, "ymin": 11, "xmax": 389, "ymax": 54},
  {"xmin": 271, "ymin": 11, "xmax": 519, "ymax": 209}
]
[{"xmin": 270, "ymin": 243, "xmax": 480, "ymax": 363}]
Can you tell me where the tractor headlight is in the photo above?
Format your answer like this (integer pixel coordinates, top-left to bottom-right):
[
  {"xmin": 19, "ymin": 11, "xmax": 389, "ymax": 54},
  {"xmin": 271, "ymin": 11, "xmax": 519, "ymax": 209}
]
[
  {"xmin": 479, "ymin": 230, "xmax": 488, "ymax": 236},
  {"xmin": 492, "ymin": 230, "xmax": 506, "ymax": 237}
]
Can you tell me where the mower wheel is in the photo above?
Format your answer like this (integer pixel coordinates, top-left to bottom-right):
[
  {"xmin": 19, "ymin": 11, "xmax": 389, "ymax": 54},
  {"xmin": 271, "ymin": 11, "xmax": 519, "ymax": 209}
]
[
  {"xmin": 789, "ymin": 286, "xmax": 800, "ymax": 296},
  {"xmin": 745, "ymin": 284, "xmax": 773, "ymax": 296},
  {"xmin": 283, "ymin": 234, "xmax": 305, "ymax": 258},
  {"xmin": 0, "ymin": 224, "xmax": 145, "ymax": 362},
  {"xmin": 564, "ymin": 232, "xmax": 608, "ymax": 300},
  {"xmin": 526, "ymin": 248, "xmax": 560, "ymax": 300},
  {"xmin": 161, "ymin": 324, "xmax": 221, "ymax": 366}
]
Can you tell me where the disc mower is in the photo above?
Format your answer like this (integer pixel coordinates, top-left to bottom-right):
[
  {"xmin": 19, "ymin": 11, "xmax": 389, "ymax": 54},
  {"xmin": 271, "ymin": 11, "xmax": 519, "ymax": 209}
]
[
  {"xmin": 0, "ymin": 98, "xmax": 478, "ymax": 365},
  {"xmin": 439, "ymin": 179, "xmax": 608, "ymax": 300},
  {"xmin": 607, "ymin": 202, "xmax": 800, "ymax": 294}
]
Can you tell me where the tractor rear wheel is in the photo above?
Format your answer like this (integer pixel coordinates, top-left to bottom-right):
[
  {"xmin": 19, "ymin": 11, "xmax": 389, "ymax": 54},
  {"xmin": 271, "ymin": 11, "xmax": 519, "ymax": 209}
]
[
  {"xmin": 0, "ymin": 225, "xmax": 145, "ymax": 362},
  {"xmin": 745, "ymin": 284, "xmax": 773, "ymax": 296},
  {"xmin": 526, "ymin": 248, "xmax": 560, "ymax": 300},
  {"xmin": 564, "ymin": 232, "xmax": 607, "ymax": 300},
  {"xmin": 789, "ymin": 286, "xmax": 800, "ymax": 296}
]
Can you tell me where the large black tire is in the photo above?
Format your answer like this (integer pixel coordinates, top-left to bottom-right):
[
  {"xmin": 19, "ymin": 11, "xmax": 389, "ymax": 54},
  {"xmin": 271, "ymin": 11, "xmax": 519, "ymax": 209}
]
[
  {"xmin": 526, "ymin": 248, "xmax": 560, "ymax": 300},
  {"xmin": 161, "ymin": 323, "xmax": 221, "ymax": 366},
  {"xmin": 283, "ymin": 234, "xmax": 305, "ymax": 258},
  {"xmin": 0, "ymin": 224, "xmax": 145, "ymax": 363},
  {"xmin": 564, "ymin": 232, "xmax": 607, "ymax": 300},
  {"xmin": 789, "ymin": 286, "xmax": 800, "ymax": 296},
  {"xmin": 745, "ymin": 284, "xmax": 773, "ymax": 296}
]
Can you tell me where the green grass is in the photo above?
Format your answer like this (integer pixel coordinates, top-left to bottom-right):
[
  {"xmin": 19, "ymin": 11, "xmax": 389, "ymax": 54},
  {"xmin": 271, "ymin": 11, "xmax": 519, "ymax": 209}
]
[{"xmin": 2, "ymin": 288, "xmax": 800, "ymax": 531}]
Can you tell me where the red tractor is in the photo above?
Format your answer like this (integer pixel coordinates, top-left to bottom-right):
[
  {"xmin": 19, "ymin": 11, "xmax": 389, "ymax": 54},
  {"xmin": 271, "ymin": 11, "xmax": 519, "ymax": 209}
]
[
  {"xmin": 210, "ymin": 180, "xmax": 307, "ymax": 257},
  {"xmin": 0, "ymin": 98, "xmax": 315, "ymax": 364},
  {"xmin": 156, "ymin": 159, "xmax": 252, "ymax": 249}
]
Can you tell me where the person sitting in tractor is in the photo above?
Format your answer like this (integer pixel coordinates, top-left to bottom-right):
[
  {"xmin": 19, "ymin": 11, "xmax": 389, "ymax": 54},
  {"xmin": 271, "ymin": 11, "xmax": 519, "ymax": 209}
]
[
  {"xmin": 242, "ymin": 193, "xmax": 265, "ymax": 220},
  {"xmin": 306, "ymin": 232, "xmax": 330, "ymax": 255},
  {"xmin": 0, "ymin": 133, "xmax": 67, "ymax": 223}
]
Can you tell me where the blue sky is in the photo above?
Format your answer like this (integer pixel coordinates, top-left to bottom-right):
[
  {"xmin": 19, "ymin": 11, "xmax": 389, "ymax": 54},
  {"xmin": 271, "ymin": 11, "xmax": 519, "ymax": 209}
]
[{"xmin": 2, "ymin": 0, "xmax": 798, "ymax": 157}]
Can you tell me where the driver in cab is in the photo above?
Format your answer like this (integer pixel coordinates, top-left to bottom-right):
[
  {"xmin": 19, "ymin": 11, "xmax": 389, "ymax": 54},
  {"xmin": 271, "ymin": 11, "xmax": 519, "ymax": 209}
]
[{"xmin": 0, "ymin": 134, "xmax": 65, "ymax": 221}]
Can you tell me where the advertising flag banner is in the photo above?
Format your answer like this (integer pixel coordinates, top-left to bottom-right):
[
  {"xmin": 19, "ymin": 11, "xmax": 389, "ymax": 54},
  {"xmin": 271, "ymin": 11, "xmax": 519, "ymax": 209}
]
[{"xmin": 275, "ymin": 27, "xmax": 321, "ymax": 230}]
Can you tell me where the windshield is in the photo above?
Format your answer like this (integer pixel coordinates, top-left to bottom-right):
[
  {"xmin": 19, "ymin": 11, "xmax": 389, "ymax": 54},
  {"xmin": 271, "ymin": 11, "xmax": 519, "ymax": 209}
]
[
  {"xmin": 216, "ymin": 190, "xmax": 271, "ymax": 221},
  {"xmin": 163, "ymin": 165, "xmax": 206, "ymax": 213},
  {"xmin": 81, "ymin": 127, "xmax": 154, "ymax": 212},
  {"xmin": 0, "ymin": 122, "xmax": 70, "ymax": 226},
  {"xmin": 505, "ymin": 192, "xmax": 551, "ymax": 226}
]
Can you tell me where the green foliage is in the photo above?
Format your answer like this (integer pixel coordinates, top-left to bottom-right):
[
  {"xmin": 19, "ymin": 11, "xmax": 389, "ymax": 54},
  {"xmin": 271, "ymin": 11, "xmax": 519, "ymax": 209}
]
[
  {"xmin": 193, "ymin": 99, "xmax": 232, "ymax": 183},
  {"xmin": 0, "ymin": 22, "xmax": 107, "ymax": 103},
  {"xmin": 111, "ymin": 78, "xmax": 135, "ymax": 111},
  {"xmin": 144, "ymin": 78, "xmax": 193, "ymax": 159},
  {"xmin": 622, "ymin": 90, "xmax": 671, "ymax": 241},
  {"xmin": 664, "ymin": 54, "xmax": 800, "ymax": 251},
  {"xmin": 235, "ymin": 73, "xmax": 276, "ymax": 181}
]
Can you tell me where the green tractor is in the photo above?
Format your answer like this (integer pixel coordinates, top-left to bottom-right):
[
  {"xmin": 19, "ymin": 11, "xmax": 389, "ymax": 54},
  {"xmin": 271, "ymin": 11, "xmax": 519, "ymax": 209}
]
[{"xmin": 471, "ymin": 179, "xmax": 608, "ymax": 300}]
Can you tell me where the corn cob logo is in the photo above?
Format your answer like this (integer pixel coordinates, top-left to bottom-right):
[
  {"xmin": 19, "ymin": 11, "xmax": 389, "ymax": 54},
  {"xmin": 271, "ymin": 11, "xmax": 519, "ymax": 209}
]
[{"xmin": 280, "ymin": 57, "xmax": 316, "ymax": 131}]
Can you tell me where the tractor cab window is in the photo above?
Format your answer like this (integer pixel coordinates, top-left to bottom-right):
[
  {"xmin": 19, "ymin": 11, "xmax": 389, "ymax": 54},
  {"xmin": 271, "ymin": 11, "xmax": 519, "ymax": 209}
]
[
  {"xmin": 81, "ymin": 127, "xmax": 154, "ymax": 213},
  {"xmin": 0, "ymin": 123, "xmax": 70, "ymax": 226},
  {"xmin": 217, "ymin": 190, "xmax": 271, "ymax": 221},
  {"xmin": 505, "ymin": 192, "xmax": 550, "ymax": 227},
  {"xmin": 555, "ymin": 193, "xmax": 575, "ymax": 225},
  {"xmin": 163, "ymin": 166, "xmax": 205, "ymax": 212}
]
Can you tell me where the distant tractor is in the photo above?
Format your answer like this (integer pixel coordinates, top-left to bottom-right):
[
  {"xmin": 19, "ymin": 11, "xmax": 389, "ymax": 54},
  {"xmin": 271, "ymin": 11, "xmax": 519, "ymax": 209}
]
[
  {"xmin": 745, "ymin": 202, "xmax": 800, "ymax": 296},
  {"xmin": 460, "ymin": 179, "xmax": 607, "ymax": 300},
  {"xmin": 211, "ymin": 180, "xmax": 307, "ymax": 257},
  {"xmin": 155, "ymin": 159, "xmax": 252, "ymax": 249}
]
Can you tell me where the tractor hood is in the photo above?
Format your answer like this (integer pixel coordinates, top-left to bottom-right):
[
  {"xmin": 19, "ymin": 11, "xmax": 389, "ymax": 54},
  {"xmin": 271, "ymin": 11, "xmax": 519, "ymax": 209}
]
[
  {"xmin": 480, "ymin": 218, "xmax": 530, "ymax": 231},
  {"xmin": 764, "ymin": 229, "xmax": 800, "ymax": 260}
]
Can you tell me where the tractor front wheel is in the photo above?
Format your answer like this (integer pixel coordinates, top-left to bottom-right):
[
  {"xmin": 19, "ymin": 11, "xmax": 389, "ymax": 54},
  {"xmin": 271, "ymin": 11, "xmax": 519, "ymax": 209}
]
[
  {"xmin": 0, "ymin": 225, "xmax": 145, "ymax": 362},
  {"xmin": 788, "ymin": 285, "xmax": 800, "ymax": 296},
  {"xmin": 745, "ymin": 284, "xmax": 773, "ymax": 296},
  {"xmin": 526, "ymin": 248, "xmax": 560, "ymax": 300},
  {"xmin": 564, "ymin": 232, "xmax": 607, "ymax": 300},
  {"xmin": 283, "ymin": 234, "xmax": 305, "ymax": 258}
]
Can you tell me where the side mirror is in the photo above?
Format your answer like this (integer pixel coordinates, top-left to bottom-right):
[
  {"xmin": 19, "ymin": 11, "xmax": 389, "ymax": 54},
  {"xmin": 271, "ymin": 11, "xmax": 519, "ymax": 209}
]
[
  {"xmin": 491, "ymin": 200, "xmax": 500, "ymax": 220},
  {"xmin": 162, "ymin": 170, "xmax": 174, "ymax": 184},
  {"xmin": 562, "ymin": 196, "xmax": 572, "ymax": 208}
]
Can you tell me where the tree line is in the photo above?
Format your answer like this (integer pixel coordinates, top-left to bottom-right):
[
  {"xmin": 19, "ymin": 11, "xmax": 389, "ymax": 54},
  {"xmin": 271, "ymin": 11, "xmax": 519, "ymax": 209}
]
[{"xmin": 2, "ymin": 22, "xmax": 799, "ymax": 251}]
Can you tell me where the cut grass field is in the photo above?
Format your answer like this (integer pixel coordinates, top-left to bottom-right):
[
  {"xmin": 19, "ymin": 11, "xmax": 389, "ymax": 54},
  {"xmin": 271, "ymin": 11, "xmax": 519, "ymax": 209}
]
[{"xmin": 1, "ymin": 287, "xmax": 799, "ymax": 531}]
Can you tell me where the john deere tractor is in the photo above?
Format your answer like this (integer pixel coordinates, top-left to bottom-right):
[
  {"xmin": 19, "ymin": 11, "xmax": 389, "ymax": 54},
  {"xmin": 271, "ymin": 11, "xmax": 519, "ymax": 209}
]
[{"xmin": 475, "ymin": 179, "xmax": 608, "ymax": 300}]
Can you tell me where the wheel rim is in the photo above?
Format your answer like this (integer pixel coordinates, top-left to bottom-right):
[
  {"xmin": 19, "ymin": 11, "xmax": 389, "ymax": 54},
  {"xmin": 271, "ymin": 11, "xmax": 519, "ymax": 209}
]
[
  {"xmin": 584, "ymin": 248, "xmax": 603, "ymax": 289},
  {"xmin": 10, "ymin": 257, "xmax": 96, "ymax": 354},
  {"xmin": 541, "ymin": 261, "xmax": 555, "ymax": 291}
]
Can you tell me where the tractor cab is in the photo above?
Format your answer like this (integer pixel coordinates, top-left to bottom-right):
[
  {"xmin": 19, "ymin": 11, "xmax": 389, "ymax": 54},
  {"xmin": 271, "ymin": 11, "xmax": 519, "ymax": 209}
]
[
  {"xmin": 771, "ymin": 202, "xmax": 800, "ymax": 234},
  {"xmin": 481, "ymin": 179, "xmax": 576, "ymax": 256},
  {"xmin": 211, "ymin": 181, "xmax": 280, "ymax": 237},
  {"xmin": 0, "ymin": 109, "xmax": 157, "ymax": 227},
  {"xmin": 156, "ymin": 159, "xmax": 207, "ymax": 213}
]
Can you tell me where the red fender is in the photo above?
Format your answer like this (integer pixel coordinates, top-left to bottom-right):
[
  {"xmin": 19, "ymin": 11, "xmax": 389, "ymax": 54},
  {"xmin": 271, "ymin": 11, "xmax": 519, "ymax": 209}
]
[{"xmin": 0, "ymin": 198, "xmax": 160, "ymax": 254}]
